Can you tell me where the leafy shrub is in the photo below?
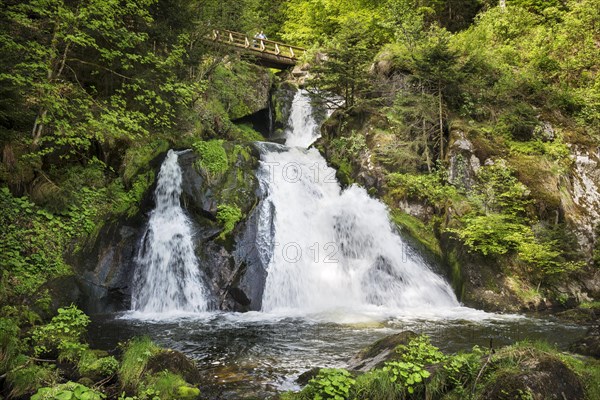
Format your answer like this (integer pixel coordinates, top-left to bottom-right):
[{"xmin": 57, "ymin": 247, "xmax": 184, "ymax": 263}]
[
  {"xmin": 308, "ymin": 368, "xmax": 356, "ymax": 400},
  {"xmin": 395, "ymin": 335, "xmax": 446, "ymax": 365},
  {"xmin": 382, "ymin": 361, "xmax": 430, "ymax": 395},
  {"xmin": 498, "ymin": 103, "xmax": 538, "ymax": 141},
  {"xmin": 471, "ymin": 161, "xmax": 530, "ymax": 218},
  {"xmin": 31, "ymin": 305, "xmax": 90, "ymax": 358},
  {"xmin": 0, "ymin": 187, "xmax": 72, "ymax": 308},
  {"xmin": 449, "ymin": 213, "xmax": 529, "ymax": 256},
  {"xmin": 381, "ymin": 335, "xmax": 446, "ymax": 395},
  {"xmin": 32, "ymin": 381, "xmax": 105, "ymax": 400},
  {"xmin": 386, "ymin": 171, "xmax": 459, "ymax": 208},
  {"xmin": 439, "ymin": 347, "xmax": 484, "ymax": 393}
]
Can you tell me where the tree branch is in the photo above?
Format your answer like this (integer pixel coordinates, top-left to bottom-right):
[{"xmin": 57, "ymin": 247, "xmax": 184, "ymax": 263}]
[{"xmin": 66, "ymin": 58, "xmax": 133, "ymax": 80}]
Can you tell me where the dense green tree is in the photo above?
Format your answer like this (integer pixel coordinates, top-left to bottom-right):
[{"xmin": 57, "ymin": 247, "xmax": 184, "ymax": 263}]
[{"xmin": 307, "ymin": 21, "xmax": 378, "ymax": 111}]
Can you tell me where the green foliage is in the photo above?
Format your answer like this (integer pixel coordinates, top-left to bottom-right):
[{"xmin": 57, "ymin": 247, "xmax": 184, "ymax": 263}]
[
  {"xmin": 32, "ymin": 382, "xmax": 106, "ymax": 400},
  {"xmin": 379, "ymin": 335, "xmax": 444, "ymax": 395},
  {"xmin": 31, "ymin": 305, "xmax": 90, "ymax": 359},
  {"xmin": 119, "ymin": 336, "xmax": 160, "ymax": 392},
  {"xmin": 307, "ymin": 18, "xmax": 380, "ymax": 110},
  {"xmin": 0, "ymin": 0, "xmax": 203, "ymax": 156},
  {"xmin": 0, "ymin": 317, "xmax": 22, "ymax": 375},
  {"xmin": 143, "ymin": 371, "xmax": 200, "ymax": 400},
  {"xmin": 78, "ymin": 350, "xmax": 119, "ymax": 379},
  {"xmin": 351, "ymin": 369, "xmax": 402, "ymax": 400},
  {"xmin": 122, "ymin": 140, "xmax": 170, "ymax": 185},
  {"xmin": 0, "ymin": 187, "xmax": 72, "ymax": 309},
  {"xmin": 444, "ymin": 160, "xmax": 583, "ymax": 278},
  {"xmin": 439, "ymin": 347, "xmax": 484, "ymax": 393},
  {"xmin": 192, "ymin": 140, "xmax": 229, "ymax": 178},
  {"xmin": 450, "ymin": 213, "xmax": 529, "ymax": 256},
  {"xmin": 387, "ymin": 171, "xmax": 460, "ymax": 209},
  {"xmin": 205, "ymin": 62, "xmax": 273, "ymax": 120},
  {"xmin": 308, "ymin": 368, "xmax": 356, "ymax": 400},
  {"xmin": 326, "ymin": 132, "xmax": 366, "ymax": 179},
  {"xmin": 7, "ymin": 363, "xmax": 60, "ymax": 398},
  {"xmin": 285, "ymin": 337, "xmax": 600, "ymax": 400},
  {"xmin": 233, "ymin": 123, "xmax": 265, "ymax": 141},
  {"xmin": 396, "ymin": 335, "xmax": 446, "ymax": 365},
  {"xmin": 281, "ymin": 0, "xmax": 391, "ymax": 46},
  {"xmin": 382, "ymin": 361, "xmax": 430, "ymax": 394},
  {"xmin": 216, "ymin": 204, "xmax": 243, "ymax": 239}
]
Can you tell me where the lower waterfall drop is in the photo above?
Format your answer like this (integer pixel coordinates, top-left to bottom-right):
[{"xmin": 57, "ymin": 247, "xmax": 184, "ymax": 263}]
[
  {"xmin": 132, "ymin": 149, "xmax": 208, "ymax": 314},
  {"xmin": 259, "ymin": 90, "xmax": 459, "ymax": 313}
]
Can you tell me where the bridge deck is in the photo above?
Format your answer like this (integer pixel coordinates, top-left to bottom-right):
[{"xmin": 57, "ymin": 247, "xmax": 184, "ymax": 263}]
[{"xmin": 209, "ymin": 29, "xmax": 305, "ymax": 69}]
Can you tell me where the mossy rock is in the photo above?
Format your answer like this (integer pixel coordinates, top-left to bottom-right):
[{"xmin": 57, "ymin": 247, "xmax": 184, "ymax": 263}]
[
  {"xmin": 146, "ymin": 349, "xmax": 200, "ymax": 384},
  {"xmin": 347, "ymin": 331, "xmax": 417, "ymax": 372},
  {"xmin": 482, "ymin": 355, "xmax": 585, "ymax": 399}
]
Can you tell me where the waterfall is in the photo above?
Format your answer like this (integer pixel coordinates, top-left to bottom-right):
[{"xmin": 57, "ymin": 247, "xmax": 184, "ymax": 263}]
[
  {"xmin": 284, "ymin": 90, "xmax": 320, "ymax": 148},
  {"xmin": 132, "ymin": 150, "xmax": 209, "ymax": 314},
  {"xmin": 258, "ymin": 90, "xmax": 459, "ymax": 313}
]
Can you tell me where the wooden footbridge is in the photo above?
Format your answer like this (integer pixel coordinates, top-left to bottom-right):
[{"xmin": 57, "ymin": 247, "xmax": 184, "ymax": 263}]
[{"xmin": 208, "ymin": 29, "xmax": 306, "ymax": 69}]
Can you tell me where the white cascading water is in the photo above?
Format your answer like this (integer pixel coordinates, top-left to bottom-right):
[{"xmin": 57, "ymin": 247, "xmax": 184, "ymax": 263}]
[
  {"xmin": 259, "ymin": 90, "xmax": 459, "ymax": 313},
  {"xmin": 132, "ymin": 149, "xmax": 208, "ymax": 314}
]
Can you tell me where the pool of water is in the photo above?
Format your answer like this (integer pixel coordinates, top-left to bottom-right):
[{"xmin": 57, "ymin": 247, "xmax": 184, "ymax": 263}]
[{"xmin": 88, "ymin": 307, "xmax": 586, "ymax": 399}]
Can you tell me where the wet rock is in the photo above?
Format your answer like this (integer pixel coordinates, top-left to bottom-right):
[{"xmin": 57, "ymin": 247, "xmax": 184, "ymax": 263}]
[
  {"xmin": 482, "ymin": 356, "xmax": 585, "ymax": 400},
  {"xmin": 296, "ymin": 367, "xmax": 321, "ymax": 386},
  {"xmin": 146, "ymin": 349, "xmax": 201, "ymax": 383},
  {"xmin": 270, "ymin": 81, "xmax": 298, "ymax": 141},
  {"xmin": 73, "ymin": 218, "xmax": 145, "ymax": 314},
  {"xmin": 570, "ymin": 326, "xmax": 600, "ymax": 358},
  {"xmin": 347, "ymin": 331, "xmax": 417, "ymax": 372}
]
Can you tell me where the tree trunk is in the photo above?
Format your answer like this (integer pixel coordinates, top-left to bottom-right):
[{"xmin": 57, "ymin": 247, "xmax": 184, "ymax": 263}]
[
  {"xmin": 422, "ymin": 85, "xmax": 432, "ymax": 172},
  {"xmin": 438, "ymin": 83, "xmax": 444, "ymax": 160}
]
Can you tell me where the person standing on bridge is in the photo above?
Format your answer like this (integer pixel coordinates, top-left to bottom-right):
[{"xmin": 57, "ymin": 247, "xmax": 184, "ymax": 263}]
[{"xmin": 253, "ymin": 31, "xmax": 267, "ymax": 49}]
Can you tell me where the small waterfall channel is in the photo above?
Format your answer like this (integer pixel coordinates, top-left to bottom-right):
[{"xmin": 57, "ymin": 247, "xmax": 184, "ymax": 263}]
[{"xmin": 132, "ymin": 149, "xmax": 209, "ymax": 314}]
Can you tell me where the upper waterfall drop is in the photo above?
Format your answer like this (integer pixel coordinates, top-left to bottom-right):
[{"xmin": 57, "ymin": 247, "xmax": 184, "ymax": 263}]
[
  {"xmin": 132, "ymin": 149, "xmax": 209, "ymax": 315},
  {"xmin": 258, "ymin": 90, "xmax": 459, "ymax": 313},
  {"xmin": 284, "ymin": 90, "xmax": 320, "ymax": 148}
]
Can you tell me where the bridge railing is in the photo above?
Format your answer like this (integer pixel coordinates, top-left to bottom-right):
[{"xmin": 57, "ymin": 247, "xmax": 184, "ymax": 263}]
[{"xmin": 210, "ymin": 29, "xmax": 306, "ymax": 61}]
